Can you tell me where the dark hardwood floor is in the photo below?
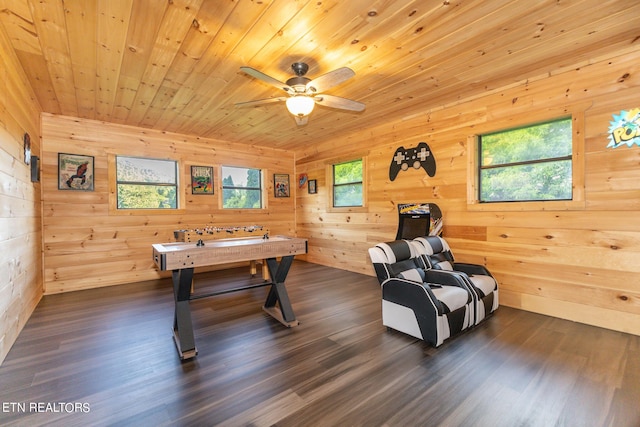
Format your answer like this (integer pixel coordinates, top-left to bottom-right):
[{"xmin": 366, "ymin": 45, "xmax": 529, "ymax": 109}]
[{"xmin": 1, "ymin": 261, "xmax": 638, "ymax": 427}]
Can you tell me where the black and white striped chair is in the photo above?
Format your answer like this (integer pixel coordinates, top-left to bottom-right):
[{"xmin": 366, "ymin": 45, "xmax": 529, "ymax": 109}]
[
  {"xmin": 412, "ymin": 236, "xmax": 499, "ymax": 325},
  {"xmin": 368, "ymin": 240, "xmax": 474, "ymax": 347}
]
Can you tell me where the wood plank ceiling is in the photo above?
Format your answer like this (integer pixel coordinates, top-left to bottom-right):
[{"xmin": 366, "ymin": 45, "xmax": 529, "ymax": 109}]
[{"xmin": 1, "ymin": 0, "xmax": 639, "ymax": 151}]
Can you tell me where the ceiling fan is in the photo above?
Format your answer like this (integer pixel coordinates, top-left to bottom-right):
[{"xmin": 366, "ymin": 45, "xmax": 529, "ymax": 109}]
[{"xmin": 235, "ymin": 62, "xmax": 365, "ymax": 126}]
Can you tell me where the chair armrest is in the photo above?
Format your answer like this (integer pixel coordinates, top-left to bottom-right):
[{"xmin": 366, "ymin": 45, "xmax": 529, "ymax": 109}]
[
  {"xmin": 423, "ymin": 269, "xmax": 472, "ymax": 290},
  {"xmin": 381, "ymin": 278, "xmax": 443, "ymax": 316},
  {"xmin": 454, "ymin": 262, "xmax": 493, "ymax": 277},
  {"xmin": 371, "ymin": 263, "xmax": 391, "ymax": 284}
]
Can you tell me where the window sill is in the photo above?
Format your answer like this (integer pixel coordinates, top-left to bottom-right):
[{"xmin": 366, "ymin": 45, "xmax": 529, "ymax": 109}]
[
  {"xmin": 109, "ymin": 208, "xmax": 187, "ymax": 216},
  {"xmin": 326, "ymin": 206, "xmax": 368, "ymax": 213},
  {"xmin": 466, "ymin": 199, "xmax": 585, "ymax": 212}
]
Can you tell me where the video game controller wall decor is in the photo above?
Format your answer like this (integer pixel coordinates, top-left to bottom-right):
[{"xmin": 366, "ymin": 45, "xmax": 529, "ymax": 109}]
[{"xmin": 389, "ymin": 142, "xmax": 436, "ymax": 181}]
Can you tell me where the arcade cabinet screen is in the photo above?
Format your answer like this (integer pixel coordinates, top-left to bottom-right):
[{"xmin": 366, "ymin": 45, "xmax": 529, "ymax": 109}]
[{"xmin": 397, "ymin": 215, "xmax": 430, "ymax": 240}]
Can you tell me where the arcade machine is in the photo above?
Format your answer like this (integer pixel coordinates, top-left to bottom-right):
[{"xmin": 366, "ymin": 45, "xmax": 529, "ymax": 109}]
[{"xmin": 395, "ymin": 202, "xmax": 443, "ymax": 240}]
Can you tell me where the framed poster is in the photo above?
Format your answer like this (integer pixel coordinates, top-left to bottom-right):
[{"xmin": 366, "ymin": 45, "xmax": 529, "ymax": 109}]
[
  {"xmin": 274, "ymin": 173, "xmax": 290, "ymax": 198},
  {"xmin": 298, "ymin": 173, "xmax": 308, "ymax": 188},
  {"xmin": 308, "ymin": 179, "xmax": 317, "ymax": 194},
  {"xmin": 191, "ymin": 165, "xmax": 214, "ymax": 194},
  {"xmin": 58, "ymin": 153, "xmax": 94, "ymax": 191},
  {"xmin": 23, "ymin": 133, "xmax": 31, "ymax": 165}
]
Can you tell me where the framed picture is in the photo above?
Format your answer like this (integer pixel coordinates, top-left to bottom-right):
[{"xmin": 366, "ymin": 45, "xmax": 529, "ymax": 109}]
[
  {"xmin": 298, "ymin": 173, "xmax": 308, "ymax": 188},
  {"xmin": 23, "ymin": 133, "xmax": 31, "ymax": 165},
  {"xmin": 274, "ymin": 173, "xmax": 290, "ymax": 198},
  {"xmin": 308, "ymin": 179, "xmax": 317, "ymax": 194},
  {"xmin": 191, "ymin": 165, "xmax": 214, "ymax": 194},
  {"xmin": 58, "ymin": 153, "xmax": 94, "ymax": 191}
]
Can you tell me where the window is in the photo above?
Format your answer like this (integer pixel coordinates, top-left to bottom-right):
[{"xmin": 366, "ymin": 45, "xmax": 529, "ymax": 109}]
[
  {"xmin": 333, "ymin": 159, "xmax": 363, "ymax": 207},
  {"xmin": 221, "ymin": 166, "xmax": 262, "ymax": 209},
  {"xmin": 478, "ymin": 118, "xmax": 573, "ymax": 203},
  {"xmin": 116, "ymin": 156, "xmax": 178, "ymax": 209}
]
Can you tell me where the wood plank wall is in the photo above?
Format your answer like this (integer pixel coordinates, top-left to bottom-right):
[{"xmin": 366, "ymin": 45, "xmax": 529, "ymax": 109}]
[
  {"xmin": 295, "ymin": 50, "xmax": 640, "ymax": 336},
  {"xmin": 0, "ymin": 25, "xmax": 43, "ymax": 364},
  {"xmin": 40, "ymin": 115, "xmax": 295, "ymax": 294}
]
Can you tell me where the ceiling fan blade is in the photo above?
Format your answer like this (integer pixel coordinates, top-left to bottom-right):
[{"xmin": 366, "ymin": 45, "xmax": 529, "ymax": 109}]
[
  {"xmin": 239, "ymin": 67, "xmax": 294, "ymax": 94},
  {"xmin": 295, "ymin": 116, "xmax": 308, "ymax": 126},
  {"xmin": 306, "ymin": 67, "xmax": 355, "ymax": 93},
  {"xmin": 314, "ymin": 94, "xmax": 365, "ymax": 112},
  {"xmin": 234, "ymin": 96, "xmax": 287, "ymax": 108}
]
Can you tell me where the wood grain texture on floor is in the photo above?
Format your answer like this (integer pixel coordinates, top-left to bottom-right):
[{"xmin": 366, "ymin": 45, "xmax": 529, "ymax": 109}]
[{"xmin": 0, "ymin": 261, "xmax": 638, "ymax": 426}]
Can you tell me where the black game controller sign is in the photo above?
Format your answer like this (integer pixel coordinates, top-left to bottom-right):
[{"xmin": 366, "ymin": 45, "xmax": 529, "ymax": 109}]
[{"xmin": 389, "ymin": 142, "xmax": 436, "ymax": 181}]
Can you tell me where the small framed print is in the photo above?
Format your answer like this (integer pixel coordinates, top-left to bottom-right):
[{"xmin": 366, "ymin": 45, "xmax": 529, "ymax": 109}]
[
  {"xmin": 308, "ymin": 179, "xmax": 317, "ymax": 194},
  {"xmin": 23, "ymin": 133, "xmax": 31, "ymax": 165},
  {"xmin": 298, "ymin": 173, "xmax": 308, "ymax": 188},
  {"xmin": 191, "ymin": 165, "xmax": 214, "ymax": 194},
  {"xmin": 274, "ymin": 173, "xmax": 290, "ymax": 198},
  {"xmin": 58, "ymin": 153, "xmax": 94, "ymax": 191}
]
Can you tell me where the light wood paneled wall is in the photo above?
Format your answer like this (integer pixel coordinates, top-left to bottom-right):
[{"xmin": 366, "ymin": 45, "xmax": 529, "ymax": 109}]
[
  {"xmin": 41, "ymin": 115, "xmax": 296, "ymax": 294},
  {"xmin": 296, "ymin": 50, "xmax": 640, "ymax": 336},
  {"xmin": 0, "ymin": 24, "xmax": 42, "ymax": 364}
]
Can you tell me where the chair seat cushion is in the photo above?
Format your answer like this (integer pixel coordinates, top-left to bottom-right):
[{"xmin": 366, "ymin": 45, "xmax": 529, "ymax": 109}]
[
  {"xmin": 431, "ymin": 285, "xmax": 469, "ymax": 313},
  {"xmin": 469, "ymin": 274, "xmax": 496, "ymax": 297}
]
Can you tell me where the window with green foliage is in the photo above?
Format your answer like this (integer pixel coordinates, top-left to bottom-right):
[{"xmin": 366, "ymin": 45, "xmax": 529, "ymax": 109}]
[
  {"xmin": 116, "ymin": 156, "xmax": 178, "ymax": 209},
  {"xmin": 221, "ymin": 166, "xmax": 262, "ymax": 209},
  {"xmin": 333, "ymin": 159, "xmax": 363, "ymax": 207},
  {"xmin": 479, "ymin": 118, "xmax": 573, "ymax": 202}
]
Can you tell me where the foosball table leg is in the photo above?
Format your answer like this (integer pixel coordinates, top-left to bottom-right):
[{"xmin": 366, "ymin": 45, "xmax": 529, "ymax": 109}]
[
  {"xmin": 250, "ymin": 259, "xmax": 270, "ymax": 281},
  {"xmin": 250, "ymin": 260, "xmax": 257, "ymax": 277},
  {"xmin": 172, "ymin": 268, "xmax": 198, "ymax": 360},
  {"xmin": 262, "ymin": 256, "xmax": 299, "ymax": 327}
]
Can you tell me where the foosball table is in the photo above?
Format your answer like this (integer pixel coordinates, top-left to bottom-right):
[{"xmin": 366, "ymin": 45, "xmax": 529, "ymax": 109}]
[
  {"xmin": 173, "ymin": 225, "xmax": 270, "ymax": 280},
  {"xmin": 152, "ymin": 234, "xmax": 308, "ymax": 360}
]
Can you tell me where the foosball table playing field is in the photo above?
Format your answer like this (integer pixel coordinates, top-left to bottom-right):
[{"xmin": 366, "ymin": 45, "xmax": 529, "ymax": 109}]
[{"xmin": 174, "ymin": 225, "xmax": 270, "ymax": 280}]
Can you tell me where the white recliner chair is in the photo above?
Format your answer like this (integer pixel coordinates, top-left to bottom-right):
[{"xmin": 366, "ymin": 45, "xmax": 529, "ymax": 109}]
[
  {"xmin": 412, "ymin": 236, "xmax": 498, "ymax": 325},
  {"xmin": 368, "ymin": 240, "xmax": 474, "ymax": 347}
]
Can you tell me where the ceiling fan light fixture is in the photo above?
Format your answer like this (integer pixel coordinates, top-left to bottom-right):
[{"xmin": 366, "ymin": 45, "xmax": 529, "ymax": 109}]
[
  {"xmin": 236, "ymin": 62, "xmax": 363, "ymax": 123},
  {"xmin": 286, "ymin": 96, "xmax": 315, "ymax": 117}
]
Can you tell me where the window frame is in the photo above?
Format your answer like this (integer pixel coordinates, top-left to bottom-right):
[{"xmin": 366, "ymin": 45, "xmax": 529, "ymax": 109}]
[
  {"xmin": 109, "ymin": 155, "xmax": 183, "ymax": 214},
  {"xmin": 326, "ymin": 156, "xmax": 368, "ymax": 212},
  {"xmin": 478, "ymin": 117, "xmax": 573, "ymax": 203},
  {"xmin": 467, "ymin": 111, "xmax": 585, "ymax": 212},
  {"xmin": 220, "ymin": 165, "xmax": 264, "ymax": 210}
]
